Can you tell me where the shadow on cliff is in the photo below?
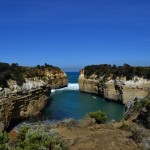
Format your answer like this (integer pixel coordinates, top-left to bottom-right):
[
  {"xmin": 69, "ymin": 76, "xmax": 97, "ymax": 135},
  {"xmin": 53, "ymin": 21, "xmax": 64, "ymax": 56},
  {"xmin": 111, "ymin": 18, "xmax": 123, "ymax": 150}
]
[{"xmin": 7, "ymin": 97, "xmax": 53, "ymax": 132}]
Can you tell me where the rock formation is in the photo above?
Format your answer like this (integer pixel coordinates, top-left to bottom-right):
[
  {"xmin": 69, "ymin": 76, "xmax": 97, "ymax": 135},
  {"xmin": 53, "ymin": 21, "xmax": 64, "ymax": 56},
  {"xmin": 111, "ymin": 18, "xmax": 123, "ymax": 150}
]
[
  {"xmin": 0, "ymin": 84, "xmax": 50, "ymax": 130},
  {"xmin": 48, "ymin": 72, "xmax": 68, "ymax": 89},
  {"xmin": 0, "ymin": 63, "xmax": 68, "ymax": 130},
  {"xmin": 79, "ymin": 69, "xmax": 150, "ymax": 104}
]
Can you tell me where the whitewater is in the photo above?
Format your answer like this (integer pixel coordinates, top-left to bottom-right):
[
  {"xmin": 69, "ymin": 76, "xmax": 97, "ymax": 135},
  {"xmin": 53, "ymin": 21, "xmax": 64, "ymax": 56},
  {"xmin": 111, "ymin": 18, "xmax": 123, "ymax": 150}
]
[{"xmin": 51, "ymin": 83, "xmax": 79, "ymax": 93}]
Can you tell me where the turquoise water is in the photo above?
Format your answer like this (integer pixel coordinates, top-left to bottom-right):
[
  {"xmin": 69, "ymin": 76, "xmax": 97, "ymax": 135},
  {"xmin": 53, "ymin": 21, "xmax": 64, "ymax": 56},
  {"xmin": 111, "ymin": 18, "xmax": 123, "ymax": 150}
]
[
  {"xmin": 12, "ymin": 72, "xmax": 125, "ymax": 130},
  {"xmin": 42, "ymin": 72, "xmax": 125, "ymax": 122}
]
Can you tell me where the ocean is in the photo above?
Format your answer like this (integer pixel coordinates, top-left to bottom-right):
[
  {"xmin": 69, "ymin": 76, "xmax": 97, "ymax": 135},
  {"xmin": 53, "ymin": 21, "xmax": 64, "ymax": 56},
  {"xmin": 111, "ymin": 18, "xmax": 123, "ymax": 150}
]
[{"xmin": 42, "ymin": 72, "xmax": 125, "ymax": 122}]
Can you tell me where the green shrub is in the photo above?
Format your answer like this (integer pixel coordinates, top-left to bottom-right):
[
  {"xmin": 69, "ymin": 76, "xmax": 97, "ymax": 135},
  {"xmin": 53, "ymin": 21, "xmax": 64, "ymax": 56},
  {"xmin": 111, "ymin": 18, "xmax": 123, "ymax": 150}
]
[
  {"xmin": 88, "ymin": 111, "xmax": 107, "ymax": 124},
  {"xmin": 0, "ymin": 131, "xmax": 8, "ymax": 150},
  {"xmin": 16, "ymin": 126, "xmax": 30, "ymax": 142},
  {"xmin": 0, "ymin": 131, "xmax": 8, "ymax": 144},
  {"xmin": 0, "ymin": 144, "xmax": 6, "ymax": 150},
  {"xmin": 9, "ymin": 126, "xmax": 67, "ymax": 150}
]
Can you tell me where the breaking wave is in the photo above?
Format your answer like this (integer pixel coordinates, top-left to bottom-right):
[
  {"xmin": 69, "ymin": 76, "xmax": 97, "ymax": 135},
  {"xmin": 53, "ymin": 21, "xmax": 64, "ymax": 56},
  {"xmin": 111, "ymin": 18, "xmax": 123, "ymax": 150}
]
[{"xmin": 51, "ymin": 83, "xmax": 79, "ymax": 93}]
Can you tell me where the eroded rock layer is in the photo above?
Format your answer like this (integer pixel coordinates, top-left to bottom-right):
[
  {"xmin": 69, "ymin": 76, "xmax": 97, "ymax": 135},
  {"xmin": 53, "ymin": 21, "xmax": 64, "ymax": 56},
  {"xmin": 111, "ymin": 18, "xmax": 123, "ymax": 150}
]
[
  {"xmin": 79, "ymin": 69, "xmax": 150, "ymax": 104},
  {"xmin": 0, "ymin": 63, "xmax": 68, "ymax": 130},
  {"xmin": 0, "ymin": 85, "xmax": 50, "ymax": 130}
]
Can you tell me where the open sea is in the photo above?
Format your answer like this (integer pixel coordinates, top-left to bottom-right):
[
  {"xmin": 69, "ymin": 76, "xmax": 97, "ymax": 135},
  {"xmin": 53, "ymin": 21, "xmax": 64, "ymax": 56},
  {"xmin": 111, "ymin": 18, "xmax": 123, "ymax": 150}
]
[{"xmin": 12, "ymin": 72, "xmax": 125, "ymax": 130}]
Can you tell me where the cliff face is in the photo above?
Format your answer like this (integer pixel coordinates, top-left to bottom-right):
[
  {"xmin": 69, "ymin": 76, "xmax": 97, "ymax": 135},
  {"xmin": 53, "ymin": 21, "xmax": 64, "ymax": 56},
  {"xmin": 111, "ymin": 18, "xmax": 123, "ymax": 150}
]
[
  {"xmin": 79, "ymin": 70, "xmax": 150, "ymax": 104},
  {"xmin": 0, "ymin": 79, "xmax": 51, "ymax": 130},
  {"xmin": 0, "ymin": 85, "xmax": 50, "ymax": 130},
  {"xmin": 0, "ymin": 63, "xmax": 68, "ymax": 130},
  {"xmin": 45, "ymin": 71, "xmax": 68, "ymax": 89}
]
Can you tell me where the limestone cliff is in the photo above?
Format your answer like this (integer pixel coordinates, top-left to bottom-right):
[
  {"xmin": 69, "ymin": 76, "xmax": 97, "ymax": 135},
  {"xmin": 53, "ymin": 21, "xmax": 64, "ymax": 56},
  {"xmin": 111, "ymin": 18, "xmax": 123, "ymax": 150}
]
[
  {"xmin": 0, "ymin": 63, "xmax": 68, "ymax": 130},
  {"xmin": 45, "ymin": 71, "xmax": 68, "ymax": 89},
  {"xmin": 0, "ymin": 85, "xmax": 50, "ymax": 130},
  {"xmin": 79, "ymin": 68, "xmax": 150, "ymax": 104}
]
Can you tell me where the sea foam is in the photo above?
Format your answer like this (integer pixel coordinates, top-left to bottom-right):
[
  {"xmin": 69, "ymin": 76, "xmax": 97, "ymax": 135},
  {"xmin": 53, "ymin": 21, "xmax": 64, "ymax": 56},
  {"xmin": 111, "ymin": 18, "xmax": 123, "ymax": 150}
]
[{"xmin": 51, "ymin": 83, "xmax": 79, "ymax": 93}]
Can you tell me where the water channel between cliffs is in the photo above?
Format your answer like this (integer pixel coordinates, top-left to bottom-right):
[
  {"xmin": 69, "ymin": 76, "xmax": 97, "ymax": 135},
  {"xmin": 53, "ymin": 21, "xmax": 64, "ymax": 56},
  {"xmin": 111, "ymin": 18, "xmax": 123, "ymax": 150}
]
[{"xmin": 13, "ymin": 72, "xmax": 125, "ymax": 130}]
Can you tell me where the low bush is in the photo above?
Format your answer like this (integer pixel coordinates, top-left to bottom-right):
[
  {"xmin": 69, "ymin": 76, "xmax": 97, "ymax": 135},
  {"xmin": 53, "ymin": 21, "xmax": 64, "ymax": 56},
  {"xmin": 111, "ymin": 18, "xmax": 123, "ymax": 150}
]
[
  {"xmin": 88, "ymin": 111, "xmax": 107, "ymax": 124},
  {"xmin": 9, "ymin": 126, "xmax": 67, "ymax": 150},
  {"xmin": 0, "ymin": 131, "xmax": 8, "ymax": 150}
]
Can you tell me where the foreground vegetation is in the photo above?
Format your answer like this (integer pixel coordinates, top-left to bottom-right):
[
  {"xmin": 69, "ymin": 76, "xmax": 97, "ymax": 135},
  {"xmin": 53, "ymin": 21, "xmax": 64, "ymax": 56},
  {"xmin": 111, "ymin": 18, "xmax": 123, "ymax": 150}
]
[
  {"xmin": 1, "ymin": 126, "xmax": 67, "ymax": 150},
  {"xmin": 88, "ymin": 111, "xmax": 107, "ymax": 124},
  {"xmin": 0, "ymin": 62, "xmax": 61, "ymax": 87},
  {"xmin": 0, "ymin": 131, "xmax": 8, "ymax": 150},
  {"xmin": 84, "ymin": 64, "xmax": 150, "ymax": 80},
  {"xmin": 0, "ymin": 97, "xmax": 149, "ymax": 149}
]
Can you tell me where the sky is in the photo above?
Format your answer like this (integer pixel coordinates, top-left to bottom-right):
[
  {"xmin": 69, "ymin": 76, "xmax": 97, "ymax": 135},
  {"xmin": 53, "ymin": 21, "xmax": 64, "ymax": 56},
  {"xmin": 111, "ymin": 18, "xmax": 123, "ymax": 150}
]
[{"xmin": 0, "ymin": 0, "xmax": 150, "ymax": 71}]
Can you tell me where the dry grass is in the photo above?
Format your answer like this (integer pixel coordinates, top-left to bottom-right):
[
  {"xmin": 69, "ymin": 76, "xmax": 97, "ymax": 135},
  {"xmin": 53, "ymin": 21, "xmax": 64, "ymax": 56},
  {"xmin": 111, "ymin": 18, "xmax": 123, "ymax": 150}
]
[
  {"xmin": 55, "ymin": 122, "xmax": 141, "ymax": 150},
  {"xmin": 8, "ymin": 119, "xmax": 143, "ymax": 150}
]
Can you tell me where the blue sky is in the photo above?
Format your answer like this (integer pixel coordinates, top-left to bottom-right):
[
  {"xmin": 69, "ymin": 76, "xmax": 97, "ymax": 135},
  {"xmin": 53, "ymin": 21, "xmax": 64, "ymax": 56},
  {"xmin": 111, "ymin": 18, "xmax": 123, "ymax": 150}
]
[{"xmin": 0, "ymin": 0, "xmax": 150, "ymax": 71}]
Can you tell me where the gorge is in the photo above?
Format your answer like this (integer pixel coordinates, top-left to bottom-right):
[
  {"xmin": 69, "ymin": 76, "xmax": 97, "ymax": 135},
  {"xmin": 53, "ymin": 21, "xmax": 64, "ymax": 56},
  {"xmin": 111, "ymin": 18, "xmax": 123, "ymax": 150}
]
[
  {"xmin": 0, "ymin": 63, "xmax": 150, "ymax": 150},
  {"xmin": 1, "ymin": 63, "xmax": 150, "ymax": 131}
]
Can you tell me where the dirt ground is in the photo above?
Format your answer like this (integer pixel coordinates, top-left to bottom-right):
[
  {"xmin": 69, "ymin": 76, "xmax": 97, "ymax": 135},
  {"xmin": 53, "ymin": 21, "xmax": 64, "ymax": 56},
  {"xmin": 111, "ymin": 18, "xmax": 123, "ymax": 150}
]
[
  {"xmin": 56, "ymin": 123, "xmax": 141, "ymax": 150},
  {"xmin": 8, "ymin": 120, "xmax": 142, "ymax": 150}
]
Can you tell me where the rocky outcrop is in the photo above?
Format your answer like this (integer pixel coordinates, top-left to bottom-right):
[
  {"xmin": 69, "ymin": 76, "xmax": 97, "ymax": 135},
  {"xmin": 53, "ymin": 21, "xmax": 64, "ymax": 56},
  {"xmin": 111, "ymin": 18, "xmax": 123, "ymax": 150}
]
[
  {"xmin": 78, "ymin": 70, "xmax": 150, "ymax": 104},
  {"xmin": 47, "ymin": 72, "xmax": 68, "ymax": 89},
  {"xmin": 0, "ymin": 64, "xmax": 68, "ymax": 130},
  {"xmin": 124, "ymin": 97, "xmax": 150, "ymax": 128},
  {"xmin": 0, "ymin": 85, "xmax": 50, "ymax": 130},
  {"xmin": 0, "ymin": 79, "xmax": 51, "ymax": 130}
]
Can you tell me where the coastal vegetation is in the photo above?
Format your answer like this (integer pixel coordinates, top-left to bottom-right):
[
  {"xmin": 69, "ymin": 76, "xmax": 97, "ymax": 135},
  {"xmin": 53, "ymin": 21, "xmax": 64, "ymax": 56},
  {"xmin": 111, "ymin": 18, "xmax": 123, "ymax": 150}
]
[
  {"xmin": 7, "ymin": 126, "xmax": 67, "ymax": 150},
  {"xmin": 0, "ymin": 131, "xmax": 8, "ymax": 150},
  {"xmin": 0, "ymin": 62, "xmax": 62, "ymax": 87},
  {"xmin": 84, "ymin": 64, "xmax": 150, "ymax": 80},
  {"xmin": 88, "ymin": 111, "xmax": 107, "ymax": 124}
]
